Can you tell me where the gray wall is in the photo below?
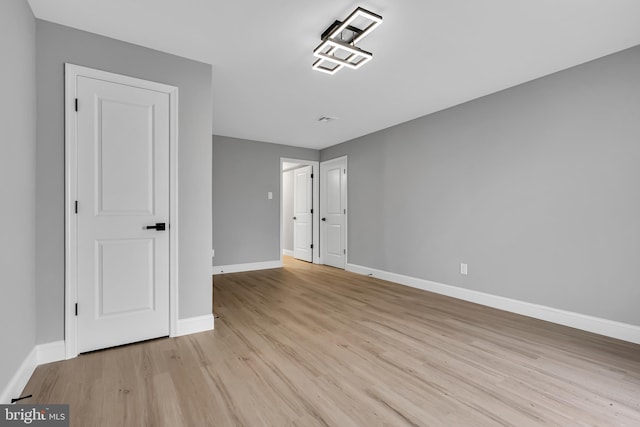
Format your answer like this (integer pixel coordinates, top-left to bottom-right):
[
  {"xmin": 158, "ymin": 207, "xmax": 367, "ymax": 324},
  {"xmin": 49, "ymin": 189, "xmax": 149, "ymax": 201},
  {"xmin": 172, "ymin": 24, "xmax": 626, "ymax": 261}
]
[
  {"xmin": 0, "ymin": 0, "xmax": 37, "ymax": 398},
  {"xmin": 212, "ymin": 136, "xmax": 318, "ymax": 266},
  {"xmin": 282, "ymin": 170, "xmax": 294, "ymax": 252},
  {"xmin": 322, "ymin": 45, "xmax": 640, "ymax": 326},
  {"xmin": 36, "ymin": 21, "xmax": 213, "ymax": 344}
]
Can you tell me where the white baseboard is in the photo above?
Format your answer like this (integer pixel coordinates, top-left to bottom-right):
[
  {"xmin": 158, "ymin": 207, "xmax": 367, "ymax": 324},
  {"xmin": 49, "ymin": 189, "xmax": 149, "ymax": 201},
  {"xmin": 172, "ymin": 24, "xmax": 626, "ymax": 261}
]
[
  {"xmin": 0, "ymin": 340, "xmax": 66, "ymax": 404},
  {"xmin": 0, "ymin": 348, "xmax": 37, "ymax": 404},
  {"xmin": 175, "ymin": 314, "xmax": 215, "ymax": 337},
  {"xmin": 346, "ymin": 263, "xmax": 640, "ymax": 345},
  {"xmin": 36, "ymin": 341, "xmax": 66, "ymax": 365},
  {"xmin": 213, "ymin": 260, "xmax": 282, "ymax": 275},
  {"xmin": 283, "ymin": 249, "xmax": 294, "ymax": 257}
]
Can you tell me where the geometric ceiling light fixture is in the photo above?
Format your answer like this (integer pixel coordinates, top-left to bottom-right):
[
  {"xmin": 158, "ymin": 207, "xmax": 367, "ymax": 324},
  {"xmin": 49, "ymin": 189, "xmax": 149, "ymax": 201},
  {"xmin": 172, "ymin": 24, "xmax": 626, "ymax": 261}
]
[{"xmin": 312, "ymin": 7, "xmax": 383, "ymax": 75}]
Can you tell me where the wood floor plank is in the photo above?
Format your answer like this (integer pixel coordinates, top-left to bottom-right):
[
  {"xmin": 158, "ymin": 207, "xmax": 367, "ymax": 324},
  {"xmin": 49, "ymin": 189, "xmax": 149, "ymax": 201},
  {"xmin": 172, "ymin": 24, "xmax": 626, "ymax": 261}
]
[{"xmin": 22, "ymin": 256, "xmax": 640, "ymax": 426}]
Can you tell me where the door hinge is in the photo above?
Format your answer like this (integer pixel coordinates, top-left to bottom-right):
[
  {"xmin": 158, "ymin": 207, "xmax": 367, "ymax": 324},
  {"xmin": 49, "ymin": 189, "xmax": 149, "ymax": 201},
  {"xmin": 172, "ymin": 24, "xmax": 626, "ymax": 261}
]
[
  {"xmin": 310, "ymin": 244, "xmax": 313, "ymax": 249},
  {"xmin": 344, "ymin": 249, "xmax": 346, "ymax": 254},
  {"xmin": 75, "ymin": 303, "xmax": 78, "ymax": 316},
  {"xmin": 311, "ymin": 173, "xmax": 314, "ymax": 179},
  {"xmin": 344, "ymin": 208, "xmax": 346, "ymax": 214},
  {"xmin": 310, "ymin": 208, "xmax": 313, "ymax": 214},
  {"xmin": 75, "ymin": 200, "xmax": 78, "ymax": 214},
  {"xmin": 75, "ymin": 98, "xmax": 78, "ymax": 112}
]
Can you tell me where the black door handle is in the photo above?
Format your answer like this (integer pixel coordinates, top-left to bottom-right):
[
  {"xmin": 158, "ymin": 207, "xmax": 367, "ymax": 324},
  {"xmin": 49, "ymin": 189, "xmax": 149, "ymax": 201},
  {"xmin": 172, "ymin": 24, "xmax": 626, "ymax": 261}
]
[
  {"xmin": 146, "ymin": 223, "xmax": 166, "ymax": 231},
  {"xmin": 321, "ymin": 217, "xmax": 326, "ymax": 221},
  {"xmin": 293, "ymin": 217, "xmax": 297, "ymax": 220}
]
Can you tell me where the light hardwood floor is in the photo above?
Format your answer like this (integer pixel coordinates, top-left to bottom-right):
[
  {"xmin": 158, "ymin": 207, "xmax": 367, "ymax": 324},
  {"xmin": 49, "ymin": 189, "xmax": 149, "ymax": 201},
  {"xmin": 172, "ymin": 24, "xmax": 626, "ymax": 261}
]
[{"xmin": 24, "ymin": 257, "xmax": 640, "ymax": 426}]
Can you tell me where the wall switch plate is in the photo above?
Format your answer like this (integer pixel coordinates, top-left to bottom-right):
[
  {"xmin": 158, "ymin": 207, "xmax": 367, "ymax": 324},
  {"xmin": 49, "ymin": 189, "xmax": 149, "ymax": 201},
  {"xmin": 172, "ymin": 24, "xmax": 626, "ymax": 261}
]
[
  {"xmin": 460, "ymin": 263, "xmax": 468, "ymax": 275},
  {"xmin": 212, "ymin": 249, "xmax": 215, "ymax": 257},
  {"xmin": 268, "ymin": 191, "xmax": 273, "ymax": 199}
]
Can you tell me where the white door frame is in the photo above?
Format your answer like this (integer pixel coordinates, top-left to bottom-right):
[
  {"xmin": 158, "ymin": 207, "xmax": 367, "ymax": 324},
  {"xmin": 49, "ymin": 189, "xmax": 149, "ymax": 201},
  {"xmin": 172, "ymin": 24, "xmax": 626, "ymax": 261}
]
[
  {"xmin": 320, "ymin": 156, "xmax": 348, "ymax": 267},
  {"xmin": 64, "ymin": 63, "xmax": 179, "ymax": 358},
  {"xmin": 280, "ymin": 158, "xmax": 320, "ymax": 264}
]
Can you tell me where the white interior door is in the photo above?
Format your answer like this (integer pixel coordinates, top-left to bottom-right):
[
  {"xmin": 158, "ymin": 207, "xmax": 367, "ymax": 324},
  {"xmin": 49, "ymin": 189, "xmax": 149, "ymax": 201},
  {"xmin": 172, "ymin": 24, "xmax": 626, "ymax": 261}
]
[
  {"xmin": 75, "ymin": 74, "xmax": 171, "ymax": 353},
  {"xmin": 293, "ymin": 165, "xmax": 313, "ymax": 262},
  {"xmin": 321, "ymin": 157, "xmax": 347, "ymax": 269}
]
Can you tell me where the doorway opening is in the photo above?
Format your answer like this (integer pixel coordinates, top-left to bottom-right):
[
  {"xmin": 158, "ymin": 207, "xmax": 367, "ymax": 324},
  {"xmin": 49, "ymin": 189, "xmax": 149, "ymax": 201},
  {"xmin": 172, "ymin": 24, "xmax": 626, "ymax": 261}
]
[{"xmin": 280, "ymin": 158, "xmax": 320, "ymax": 264}]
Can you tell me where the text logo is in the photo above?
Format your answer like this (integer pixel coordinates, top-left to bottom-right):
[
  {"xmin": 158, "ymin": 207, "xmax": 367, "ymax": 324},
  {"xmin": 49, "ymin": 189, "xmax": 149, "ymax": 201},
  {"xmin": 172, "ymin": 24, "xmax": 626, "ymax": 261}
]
[{"xmin": 0, "ymin": 405, "xmax": 69, "ymax": 427}]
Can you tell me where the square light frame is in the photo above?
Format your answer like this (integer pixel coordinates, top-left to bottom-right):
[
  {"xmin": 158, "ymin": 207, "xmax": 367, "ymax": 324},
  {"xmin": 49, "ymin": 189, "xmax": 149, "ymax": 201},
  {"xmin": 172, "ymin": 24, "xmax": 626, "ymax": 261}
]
[
  {"xmin": 313, "ymin": 39, "xmax": 373, "ymax": 70},
  {"xmin": 312, "ymin": 58, "xmax": 343, "ymax": 75},
  {"xmin": 327, "ymin": 7, "xmax": 383, "ymax": 45}
]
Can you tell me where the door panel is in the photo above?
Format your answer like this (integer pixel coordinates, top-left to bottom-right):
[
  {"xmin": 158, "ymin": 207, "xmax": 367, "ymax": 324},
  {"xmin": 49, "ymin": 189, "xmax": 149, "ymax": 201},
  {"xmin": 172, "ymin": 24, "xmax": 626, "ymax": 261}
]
[
  {"xmin": 98, "ymin": 99, "xmax": 154, "ymax": 215},
  {"xmin": 326, "ymin": 225, "xmax": 342, "ymax": 256},
  {"xmin": 98, "ymin": 239, "xmax": 154, "ymax": 316},
  {"xmin": 293, "ymin": 165, "xmax": 313, "ymax": 262},
  {"xmin": 326, "ymin": 168, "xmax": 342, "ymax": 214},
  {"xmin": 321, "ymin": 157, "xmax": 347, "ymax": 269},
  {"xmin": 76, "ymin": 75, "xmax": 170, "ymax": 353}
]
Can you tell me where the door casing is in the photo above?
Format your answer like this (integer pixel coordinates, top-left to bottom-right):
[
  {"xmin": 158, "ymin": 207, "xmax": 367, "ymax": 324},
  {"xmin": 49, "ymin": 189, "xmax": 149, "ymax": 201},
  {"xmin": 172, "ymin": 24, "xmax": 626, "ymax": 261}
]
[{"xmin": 64, "ymin": 63, "xmax": 179, "ymax": 359}]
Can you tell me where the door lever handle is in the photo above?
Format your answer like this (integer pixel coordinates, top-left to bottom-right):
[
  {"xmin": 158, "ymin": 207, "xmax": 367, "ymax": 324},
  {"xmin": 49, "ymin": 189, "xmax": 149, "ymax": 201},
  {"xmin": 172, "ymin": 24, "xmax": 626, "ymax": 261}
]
[
  {"xmin": 145, "ymin": 223, "xmax": 166, "ymax": 231},
  {"xmin": 321, "ymin": 217, "xmax": 326, "ymax": 221}
]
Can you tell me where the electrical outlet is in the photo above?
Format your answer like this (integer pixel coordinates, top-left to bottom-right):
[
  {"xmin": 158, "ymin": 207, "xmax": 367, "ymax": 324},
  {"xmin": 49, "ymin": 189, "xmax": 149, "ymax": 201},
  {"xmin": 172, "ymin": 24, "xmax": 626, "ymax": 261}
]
[
  {"xmin": 460, "ymin": 263, "xmax": 468, "ymax": 275},
  {"xmin": 268, "ymin": 191, "xmax": 273, "ymax": 199}
]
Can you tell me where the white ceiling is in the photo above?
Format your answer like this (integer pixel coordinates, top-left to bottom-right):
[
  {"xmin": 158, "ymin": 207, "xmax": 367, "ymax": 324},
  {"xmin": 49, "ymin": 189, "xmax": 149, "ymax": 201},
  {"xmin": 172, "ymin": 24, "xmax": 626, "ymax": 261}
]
[{"xmin": 28, "ymin": 0, "xmax": 640, "ymax": 150}]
